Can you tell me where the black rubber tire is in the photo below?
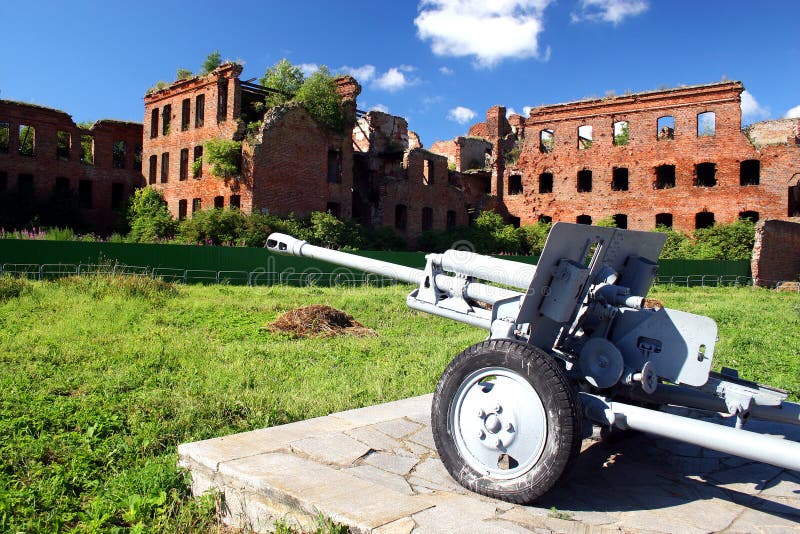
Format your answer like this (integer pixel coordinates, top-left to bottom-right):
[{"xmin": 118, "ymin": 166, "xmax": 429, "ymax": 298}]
[{"xmin": 431, "ymin": 339, "xmax": 582, "ymax": 504}]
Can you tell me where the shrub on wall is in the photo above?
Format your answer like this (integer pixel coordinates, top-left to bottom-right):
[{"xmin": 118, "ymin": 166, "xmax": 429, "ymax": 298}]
[{"xmin": 203, "ymin": 139, "xmax": 242, "ymax": 178}]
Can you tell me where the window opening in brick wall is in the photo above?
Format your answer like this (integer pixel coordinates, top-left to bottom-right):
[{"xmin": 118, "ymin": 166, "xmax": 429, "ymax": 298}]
[
  {"xmin": 326, "ymin": 202, "xmax": 341, "ymax": 218},
  {"xmin": 0, "ymin": 122, "xmax": 9, "ymax": 153},
  {"xmin": 214, "ymin": 196, "xmax": 224, "ymax": 209},
  {"xmin": 654, "ymin": 164, "xmax": 675, "ymax": 189},
  {"xmin": 179, "ymin": 148, "xmax": 189, "ymax": 181},
  {"xmin": 55, "ymin": 176, "xmax": 69, "ymax": 193},
  {"xmin": 422, "ymin": 207, "xmax": 433, "ymax": 231},
  {"xmin": 739, "ymin": 210, "xmax": 759, "ymax": 223},
  {"xmin": 162, "ymin": 105, "xmax": 171, "ymax": 136},
  {"xmin": 539, "ymin": 172, "xmax": 553, "ymax": 193},
  {"xmin": 178, "ymin": 199, "xmax": 187, "ymax": 220},
  {"xmin": 192, "ymin": 197, "xmax": 201, "ymax": 214},
  {"xmin": 577, "ymin": 170, "xmax": 592, "ymax": 192},
  {"xmin": 57, "ymin": 131, "xmax": 71, "ymax": 160},
  {"xmin": 613, "ymin": 213, "xmax": 628, "ymax": 229},
  {"xmin": 423, "ymin": 159, "xmax": 435, "ymax": 186},
  {"xmin": 657, "ymin": 116, "xmax": 675, "ymax": 140},
  {"xmin": 193, "ymin": 145, "xmax": 203, "ymax": 178},
  {"xmin": 446, "ymin": 210, "xmax": 456, "ymax": 229},
  {"xmin": 612, "ymin": 167, "xmax": 629, "ymax": 191},
  {"xmin": 161, "ymin": 152, "xmax": 169, "ymax": 183},
  {"xmin": 150, "ymin": 108, "xmax": 159, "ymax": 138},
  {"xmin": 181, "ymin": 98, "xmax": 191, "ymax": 131},
  {"xmin": 148, "ymin": 155, "xmax": 157, "ymax": 184},
  {"xmin": 230, "ymin": 195, "xmax": 241, "ymax": 209},
  {"xmin": 80, "ymin": 134, "xmax": 94, "ymax": 164},
  {"xmin": 133, "ymin": 145, "xmax": 142, "ymax": 171},
  {"xmin": 17, "ymin": 173, "xmax": 34, "ymax": 195},
  {"xmin": 111, "ymin": 183, "xmax": 124, "ymax": 210},
  {"xmin": 395, "ymin": 204, "xmax": 407, "ymax": 231},
  {"xmin": 18, "ymin": 125, "xmax": 35, "ymax": 156},
  {"xmin": 217, "ymin": 80, "xmax": 229, "ymax": 123},
  {"xmin": 113, "ymin": 141, "xmax": 126, "ymax": 169},
  {"xmin": 195, "ymin": 94, "xmax": 205, "ymax": 128},
  {"xmin": 78, "ymin": 180, "xmax": 93, "ymax": 209},
  {"xmin": 613, "ymin": 121, "xmax": 629, "ymax": 146},
  {"xmin": 539, "ymin": 129, "xmax": 554, "ymax": 153},
  {"xmin": 694, "ymin": 162, "xmax": 717, "ymax": 187},
  {"xmin": 576, "ymin": 215, "xmax": 592, "ymax": 225},
  {"xmin": 508, "ymin": 215, "xmax": 521, "ymax": 228},
  {"xmin": 538, "ymin": 215, "xmax": 552, "ymax": 224},
  {"xmin": 0, "ymin": 171, "xmax": 7, "ymax": 191},
  {"xmin": 578, "ymin": 125, "xmax": 593, "ymax": 150},
  {"xmin": 327, "ymin": 149, "xmax": 342, "ymax": 183},
  {"xmin": 697, "ymin": 112, "xmax": 715, "ymax": 137},
  {"xmin": 740, "ymin": 159, "xmax": 760, "ymax": 186},
  {"xmin": 508, "ymin": 174, "xmax": 523, "ymax": 195},
  {"xmin": 695, "ymin": 211, "xmax": 714, "ymax": 229},
  {"xmin": 655, "ymin": 213, "xmax": 673, "ymax": 228},
  {"xmin": 789, "ymin": 178, "xmax": 800, "ymax": 217}
]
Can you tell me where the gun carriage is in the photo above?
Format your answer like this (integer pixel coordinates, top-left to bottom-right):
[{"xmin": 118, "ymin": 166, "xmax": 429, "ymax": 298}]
[{"xmin": 267, "ymin": 223, "xmax": 800, "ymax": 503}]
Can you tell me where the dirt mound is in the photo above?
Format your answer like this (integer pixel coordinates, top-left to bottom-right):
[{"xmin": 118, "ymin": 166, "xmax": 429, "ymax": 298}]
[{"xmin": 267, "ymin": 305, "xmax": 376, "ymax": 338}]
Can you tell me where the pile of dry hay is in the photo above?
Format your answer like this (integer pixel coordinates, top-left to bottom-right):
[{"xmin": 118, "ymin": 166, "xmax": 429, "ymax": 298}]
[{"xmin": 267, "ymin": 305, "xmax": 376, "ymax": 338}]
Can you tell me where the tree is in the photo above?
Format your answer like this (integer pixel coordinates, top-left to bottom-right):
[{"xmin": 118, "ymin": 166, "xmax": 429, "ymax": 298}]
[
  {"xmin": 203, "ymin": 139, "xmax": 242, "ymax": 178},
  {"xmin": 200, "ymin": 50, "xmax": 222, "ymax": 75},
  {"xmin": 176, "ymin": 68, "xmax": 193, "ymax": 81},
  {"xmin": 260, "ymin": 59, "xmax": 304, "ymax": 107},
  {"xmin": 126, "ymin": 187, "xmax": 176, "ymax": 242},
  {"xmin": 294, "ymin": 66, "xmax": 343, "ymax": 132},
  {"xmin": 177, "ymin": 208, "xmax": 246, "ymax": 245}
]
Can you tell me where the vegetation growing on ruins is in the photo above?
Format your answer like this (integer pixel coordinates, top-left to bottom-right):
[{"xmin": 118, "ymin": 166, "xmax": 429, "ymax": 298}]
[
  {"xmin": 0, "ymin": 280, "xmax": 796, "ymax": 531},
  {"xmin": 202, "ymin": 138, "xmax": 242, "ymax": 178},
  {"xmin": 199, "ymin": 50, "xmax": 222, "ymax": 75},
  {"xmin": 260, "ymin": 59, "xmax": 304, "ymax": 107},
  {"xmin": 175, "ymin": 68, "xmax": 193, "ymax": 81}
]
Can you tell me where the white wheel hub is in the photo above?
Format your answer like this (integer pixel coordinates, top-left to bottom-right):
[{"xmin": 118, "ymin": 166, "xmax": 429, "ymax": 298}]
[{"xmin": 450, "ymin": 367, "xmax": 548, "ymax": 479}]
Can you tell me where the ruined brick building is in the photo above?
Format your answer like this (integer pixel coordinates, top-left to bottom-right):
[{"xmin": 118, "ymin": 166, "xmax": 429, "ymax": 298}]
[
  {"xmin": 445, "ymin": 82, "xmax": 800, "ymax": 232},
  {"xmin": 0, "ymin": 100, "xmax": 143, "ymax": 233}
]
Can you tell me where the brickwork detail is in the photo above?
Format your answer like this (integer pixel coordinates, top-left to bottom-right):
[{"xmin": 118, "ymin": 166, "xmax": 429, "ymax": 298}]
[
  {"xmin": 450, "ymin": 82, "xmax": 800, "ymax": 233},
  {"xmin": 751, "ymin": 219, "xmax": 800, "ymax": 286},
  {"xmin": 0, "ymin": 100, "xmax": 144, "ymax": 233}
]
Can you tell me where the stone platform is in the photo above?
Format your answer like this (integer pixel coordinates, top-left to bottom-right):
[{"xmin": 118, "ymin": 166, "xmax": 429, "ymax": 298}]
[{"xmin": 178, "ymin": 394, "xmax": 800, "ymax": 533}]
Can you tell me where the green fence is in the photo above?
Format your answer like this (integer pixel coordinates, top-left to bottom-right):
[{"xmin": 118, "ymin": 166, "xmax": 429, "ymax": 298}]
[{"xmin": 0, "ymin": 239, "xmax": 750, "ymax": 286}]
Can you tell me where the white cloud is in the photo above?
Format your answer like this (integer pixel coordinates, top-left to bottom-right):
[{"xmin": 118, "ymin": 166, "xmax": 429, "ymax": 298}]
[
  {"xmin": 415, "ymin": 0, "xmax": 553, "ymax": 68},
  {"xmin": 506, "ymin": 108, "xmax": 518, "ymax": 117},
  {"xmin": 785, "ymin": 104, "xmax": 800, "ymax": 119},
  {"xmin": 340, "ymin": 64, "xmax": 376, "ymax": 82},
  {"xmin": 373, "ymin": 67, "xmax": 416, "ymax": 92},
  {"xmin": 506, "ymin": 107, "xmax": 530, "ymax": 118},
  {"xmin": 447, "ymin": 106, "xmax": 477, "ymax": 124},
  {"xmin": 369, "ymin": 103, "xmax": 390, "ymax": 113},
  {"xmin": 298, "ymin": 63, "xmax": 319, "ymax": 76},
  {"xmin": 571, "ymin": 0, "xmax": 648, "ymax": 25},
  {"xmin": 439, "ymin": 66, "xmax": 454, "ymax": 75},
  {"xmin": 741, "ymin": 90, "xmax": 770, "ymax": 121},
  {"xmin": 522, "ymin": 106, "xmax": 533, "ymax": 117}
]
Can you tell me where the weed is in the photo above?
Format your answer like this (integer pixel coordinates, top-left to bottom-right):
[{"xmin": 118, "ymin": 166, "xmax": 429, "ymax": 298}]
[
  {"xmin": 0, "ymin": 274, "xmax": 31, "ymax": 301},
  {"xmin": 549, "ymin": 506, "xmax": 574, "ymax": 520}
]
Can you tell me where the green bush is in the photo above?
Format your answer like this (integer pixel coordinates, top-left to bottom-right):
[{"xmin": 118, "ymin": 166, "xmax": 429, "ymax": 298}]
[
  {"xmin": 521, "ymin": 221, "xmax": 551, "ymax": 256},
  {"xmin": 306, "ymin": 211, "xmax": 363, "ymax": 250},
  {"xmin": 260, "ymin": 59, "xmax": 304, "ymax": 107},
  {"xmin": 203, "ymin": 139, "xmax": 241, "ymax": 178},
  {"xmin": 294, "ymin": 66, "xmax": 344, "ymax": 132},
  {"xmin": 200, "ymin": 50, "xmax": 221, "ymax": 75},
  {"xmin": 0, "ymin": 275, "xmax": 31, "ymax": 302},
  {"xmin": 126, "ymin": 187, "xmax": 177, "ymax": 243},
  {"xmin": 177, "ymin": 208, "xmax": 246, "ymax": 245}
]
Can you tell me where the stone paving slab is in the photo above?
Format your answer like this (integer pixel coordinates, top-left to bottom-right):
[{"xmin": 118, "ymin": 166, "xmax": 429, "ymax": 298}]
[{"xmin": 178, "ymin": 395, "xmax": 800, "ymax": 533}]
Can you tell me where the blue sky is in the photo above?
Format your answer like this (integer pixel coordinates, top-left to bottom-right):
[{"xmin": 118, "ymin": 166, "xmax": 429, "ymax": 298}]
[{"xmin": 2, "ymin": 1, "xmax": 798, "ymax": 146}]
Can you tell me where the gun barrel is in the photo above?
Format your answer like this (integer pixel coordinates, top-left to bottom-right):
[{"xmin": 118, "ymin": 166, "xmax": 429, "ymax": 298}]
[
  {"xmin": 267, "ymin": 233, "xmax": 424, "ymax": 285},
  {"xmin": 438, "ymin": 250, "xmax": 536, "ymax": 290}
]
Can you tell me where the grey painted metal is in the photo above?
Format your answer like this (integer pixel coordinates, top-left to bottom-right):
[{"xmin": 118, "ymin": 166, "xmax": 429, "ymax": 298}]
[
  {"xmin": 437, "ymin": 250, "xmax": 536, "ymax": 290},
  {"xmin": 450, "ymin": 367, "xmax": 548, "ymax": 479},
  {"xmin": 580, "ymin": 393, "xmax": 800, "ymax": 472}
]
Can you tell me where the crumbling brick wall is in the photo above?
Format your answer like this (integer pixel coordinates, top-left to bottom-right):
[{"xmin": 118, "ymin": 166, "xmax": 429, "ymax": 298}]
[
  {"xmin": 459, "ymin": 82, "xmax": 800, "ymax": 232},
  {"xmin": 0, "ymin": 100, "xmax": 143, "ymax": 233},
  {"xmin": 751, "ymin": 219, "xmax": 800, "ymax": 286}
]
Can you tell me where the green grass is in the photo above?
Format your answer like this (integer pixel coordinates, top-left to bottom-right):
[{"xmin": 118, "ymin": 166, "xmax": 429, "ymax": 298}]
[{"xmin": 0, "ymin": 279, "xmax": 797, "ymax": 531}]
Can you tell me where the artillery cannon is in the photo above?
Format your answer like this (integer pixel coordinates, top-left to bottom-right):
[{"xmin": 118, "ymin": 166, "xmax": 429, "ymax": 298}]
[{"xmin": 267, "ymin": 223, "xmax": 800, "ymax": 503}]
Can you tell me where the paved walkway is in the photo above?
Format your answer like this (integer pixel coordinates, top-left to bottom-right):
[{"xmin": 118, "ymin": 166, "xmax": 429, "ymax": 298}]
[{"xmin": 179, "ymin": 394, "xmax": 800, "ymax": 533}]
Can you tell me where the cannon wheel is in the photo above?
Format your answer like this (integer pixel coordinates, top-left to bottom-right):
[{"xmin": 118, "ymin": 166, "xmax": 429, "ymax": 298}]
[{"xmin": 431, "ymin": 339, "xmax": 582, "ymax": 503}]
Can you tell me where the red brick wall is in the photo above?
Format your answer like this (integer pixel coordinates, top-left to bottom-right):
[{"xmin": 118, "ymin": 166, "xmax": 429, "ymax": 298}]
[
  {"xmin": 751, "ymin": 219, "xmax": 800, "ymax": 286},
  {"xmin": 0, "ymin": 100, "xmax": 144, "ymax": 233},
  {"xmin": 143, "ymin": 64, "xmax": 247, "ymax": 218},
  {"xmin": 466, "ymin": 82, "xmax": 800, "ymax": 232}
]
